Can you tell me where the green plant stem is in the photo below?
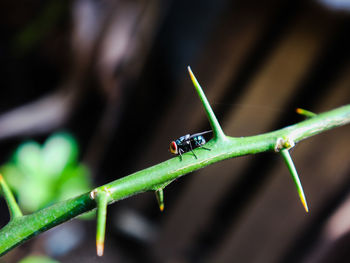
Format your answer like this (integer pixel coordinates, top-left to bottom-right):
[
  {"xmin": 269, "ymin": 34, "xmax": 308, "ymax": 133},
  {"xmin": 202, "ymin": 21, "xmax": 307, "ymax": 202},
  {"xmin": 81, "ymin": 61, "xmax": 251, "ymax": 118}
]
[
  {"xmin": 0, "ymin": 174, "xmax": 23, "ymax": 219},
  {"xmin": 1, "ymin": 104, "xmax": 349, "ymax": 256}
]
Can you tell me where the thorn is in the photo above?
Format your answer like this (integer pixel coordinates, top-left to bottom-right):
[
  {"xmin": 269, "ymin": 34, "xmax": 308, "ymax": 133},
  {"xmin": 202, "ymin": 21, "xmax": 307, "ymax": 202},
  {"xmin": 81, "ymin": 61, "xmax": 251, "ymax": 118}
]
[
  {"xmin": 155, "ymin": 189, "xmax": 164, "ymax": 212},
  {"xmin": 187, "ymin": 66, "xmax": 197, "ymax": 86},
  {"xmin": 96, "ymin": 241, "xmax": 104, "ymax": 257},
  {"xmin": 300, "ymin": 195, "xmax": 309, "ymax": 213},
  {"xmin": 0, "ymin": 173, "xmax": 23, "ymax": 219},
  {"xmin": 280, "ymin": 149, "xmax": 309, "ymax": 213},
  {"xmin": 296, "ymin": 108, "xmax": 316, "ymax": 118},
  {"xmin": 96, "ymin": 191, "xmax": 108, "ymax": 256},
  {"xmin": 187, "ymin": 66, "xmax": 226, "ymax": 140}
]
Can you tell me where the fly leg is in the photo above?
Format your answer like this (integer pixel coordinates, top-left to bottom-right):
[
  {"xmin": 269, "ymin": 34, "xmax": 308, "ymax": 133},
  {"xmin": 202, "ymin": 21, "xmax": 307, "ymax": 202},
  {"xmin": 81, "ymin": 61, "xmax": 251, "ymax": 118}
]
[
  {"xmin": 200, "ymin": 146, "xmax": 211, "ymax": 151},
  {"xmin": 178, "ymin": 148, "xmax": 184, "ymax": 161},
  {"xmin": 189, "ymin": 141, "xmax": 197, "ymax": 159},
  {"xmin": 194, "ymin": 141, "xmax": 211, "ymax": 151}
]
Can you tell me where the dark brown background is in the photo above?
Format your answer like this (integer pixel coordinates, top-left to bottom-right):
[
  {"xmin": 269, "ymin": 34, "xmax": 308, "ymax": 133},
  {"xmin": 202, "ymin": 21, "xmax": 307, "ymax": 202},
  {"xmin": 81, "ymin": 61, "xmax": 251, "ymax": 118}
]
[{"xmin": 1, "ymin": 0, "xmax": 350, "ymax": 262}]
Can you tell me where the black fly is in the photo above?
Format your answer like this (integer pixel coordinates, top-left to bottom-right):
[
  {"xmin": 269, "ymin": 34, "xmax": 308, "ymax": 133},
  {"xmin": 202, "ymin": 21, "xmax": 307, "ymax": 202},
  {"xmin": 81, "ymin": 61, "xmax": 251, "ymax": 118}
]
[{"xmin": 169, "ymin": 131, "xmax": 212, "ymax": 159}]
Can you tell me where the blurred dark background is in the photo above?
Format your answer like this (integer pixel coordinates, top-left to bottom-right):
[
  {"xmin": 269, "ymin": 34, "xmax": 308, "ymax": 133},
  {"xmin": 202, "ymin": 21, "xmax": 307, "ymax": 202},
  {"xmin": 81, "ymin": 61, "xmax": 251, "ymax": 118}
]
[{"xmin": 1, "ymin": 0, "xmax": 350, "ymax": 262}]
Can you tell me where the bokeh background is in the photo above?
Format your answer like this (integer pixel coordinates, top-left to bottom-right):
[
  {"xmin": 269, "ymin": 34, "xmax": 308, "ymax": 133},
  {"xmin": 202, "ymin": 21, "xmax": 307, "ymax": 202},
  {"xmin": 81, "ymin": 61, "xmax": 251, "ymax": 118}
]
[{"xmin": 1, "ymin": 0, "xmax": 350, "ymax": 262}]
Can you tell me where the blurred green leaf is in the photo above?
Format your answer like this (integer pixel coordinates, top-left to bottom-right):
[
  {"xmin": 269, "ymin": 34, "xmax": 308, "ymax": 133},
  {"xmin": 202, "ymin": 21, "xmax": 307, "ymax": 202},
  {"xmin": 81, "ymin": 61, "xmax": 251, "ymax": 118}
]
[
  {"xmin": 14, "ymin": 142, "xmax": 42, "ymax": 179},
  {"xmin": 0, "ymin": 164, "xmax": 23, "ymax": 193},
  {"xmin": 18, "ymin": 179, "xmax": 54, "ymax": 212},
  {"xmin": 19, "ymin": 255, "xmax": 59, "ymax": 263},
  {"xmin": 57, "ymin": 165, "xmax": 91, "ymax": 202},
  {"xmin": 42, "ymin": 133, "xmax": 78, "ymax": 178},
  {"xmin": 0, "ymin": 132, "xmax": 92, "ymax": 216}
]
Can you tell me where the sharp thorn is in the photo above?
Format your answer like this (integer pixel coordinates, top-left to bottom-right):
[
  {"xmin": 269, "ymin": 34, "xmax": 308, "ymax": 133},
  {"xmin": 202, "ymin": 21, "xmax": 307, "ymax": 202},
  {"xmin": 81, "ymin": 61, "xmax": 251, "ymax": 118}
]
[
  {"xmin": 0, "ymin": 173, "xmax": 23, "ymax": 219},
  {"xmin": 96, "ymin": 241, "xmax": 104, "ymax": 257},
  {"xmin": 187, "ymin": 66, "xmax": 226, "ymax": 140},
  {"xmin": 296, "ymin": 108, "xmax": 316, "ymax": 118},
  {"xmin": 96, "ymin": 191, "xmax": 108, "ymax": 256},
  {"xmin": 301, "ymin": 195, "xmax": 309, "ymax": 213},
  {"xmin": 155, "ymin": 189, "xmax": 164, "ymax": 212},
  {"xmin": 280, "ymin": 149, "xmax": 309, "ymax": 213}
]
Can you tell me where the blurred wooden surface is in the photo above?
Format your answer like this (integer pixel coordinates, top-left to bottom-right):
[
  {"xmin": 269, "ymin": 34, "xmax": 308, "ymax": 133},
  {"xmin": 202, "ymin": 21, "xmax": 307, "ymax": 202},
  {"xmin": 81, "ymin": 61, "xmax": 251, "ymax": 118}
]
[{"xmin": 1, "ymin": 0, "xmax": 350, "ymax": 262}]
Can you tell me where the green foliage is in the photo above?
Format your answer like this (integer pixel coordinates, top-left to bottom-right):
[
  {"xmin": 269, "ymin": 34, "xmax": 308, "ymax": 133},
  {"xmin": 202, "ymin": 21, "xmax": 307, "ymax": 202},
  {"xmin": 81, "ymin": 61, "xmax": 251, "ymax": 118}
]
[
  {"xmin": 19, "ymin": 255, "xmax": 60, "ymax": 263},
  {"xmin": 0, "ymin": 133, "xmax": 92, "ymax": 215}
]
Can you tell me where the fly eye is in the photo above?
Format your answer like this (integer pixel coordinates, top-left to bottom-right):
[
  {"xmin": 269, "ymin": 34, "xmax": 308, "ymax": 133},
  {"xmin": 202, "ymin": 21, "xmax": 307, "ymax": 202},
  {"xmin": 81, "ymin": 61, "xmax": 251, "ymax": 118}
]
[{"xmin": 170, "ymin": 141, "xmax": 177, "ymax": 154}]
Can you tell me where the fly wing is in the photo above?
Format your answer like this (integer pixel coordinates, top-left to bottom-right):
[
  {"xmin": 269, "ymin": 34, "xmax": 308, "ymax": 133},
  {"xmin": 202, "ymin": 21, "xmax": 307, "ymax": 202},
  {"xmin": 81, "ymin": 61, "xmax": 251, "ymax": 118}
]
[{"xmin": 189, "ymin": 130, "xmax": 212, "ymax": 139}]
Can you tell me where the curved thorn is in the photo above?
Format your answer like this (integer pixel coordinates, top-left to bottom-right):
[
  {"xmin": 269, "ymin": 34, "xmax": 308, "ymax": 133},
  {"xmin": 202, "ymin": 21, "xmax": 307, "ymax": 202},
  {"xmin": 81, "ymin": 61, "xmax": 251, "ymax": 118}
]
[
  {"xmin": 0, "ymin": 173, "xmax": 23, "ymax": 219},
  {"xmin": 187, "ymin": 66, "xmax": 226, "ymax": 141},
  {"xmin": 280, "ymin": 149, "xmax": 309, "ymax": 213},
  {"xmin": 155, "ymin": 189, "xmax": 164, "ymax": 212},
  {"xmin": 96, "ymin": 191, "xmax": 108, "ymax": 256},
  {"xmin": 296, "ymin": 108, "xmax": 317, "ymax": 118}
]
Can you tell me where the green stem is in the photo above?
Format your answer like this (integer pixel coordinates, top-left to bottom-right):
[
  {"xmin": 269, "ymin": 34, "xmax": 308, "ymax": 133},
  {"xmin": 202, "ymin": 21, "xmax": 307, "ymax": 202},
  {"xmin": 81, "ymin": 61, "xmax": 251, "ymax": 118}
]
[
  {"xmin": 0, "ymin": 174, "xmax": 23, "ymax": 219},
  {"xmin": 187, "ymin": 66, "xmax": 226, "ymax": 140},
  {"xmin": 1, "ymin": 104, "xmax": 350, "ymax": 255},
  {"xmin": 0, "ymin": 194, "xmax": 95, "ymax": 256}
]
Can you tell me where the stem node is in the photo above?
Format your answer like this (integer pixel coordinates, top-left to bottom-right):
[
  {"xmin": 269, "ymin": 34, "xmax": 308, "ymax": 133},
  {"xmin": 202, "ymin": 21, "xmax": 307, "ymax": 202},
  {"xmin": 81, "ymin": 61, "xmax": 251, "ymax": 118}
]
[{"xmin": 274, "ymin": 137, "xmax": 295, "ymax": 152}]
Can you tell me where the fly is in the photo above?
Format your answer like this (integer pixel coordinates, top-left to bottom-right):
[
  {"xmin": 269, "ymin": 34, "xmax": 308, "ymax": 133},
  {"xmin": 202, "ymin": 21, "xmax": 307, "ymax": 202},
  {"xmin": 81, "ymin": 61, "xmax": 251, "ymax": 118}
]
[{"xmin": 169, "ymin": 130, "xmax": 212, "ymax": 159}]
